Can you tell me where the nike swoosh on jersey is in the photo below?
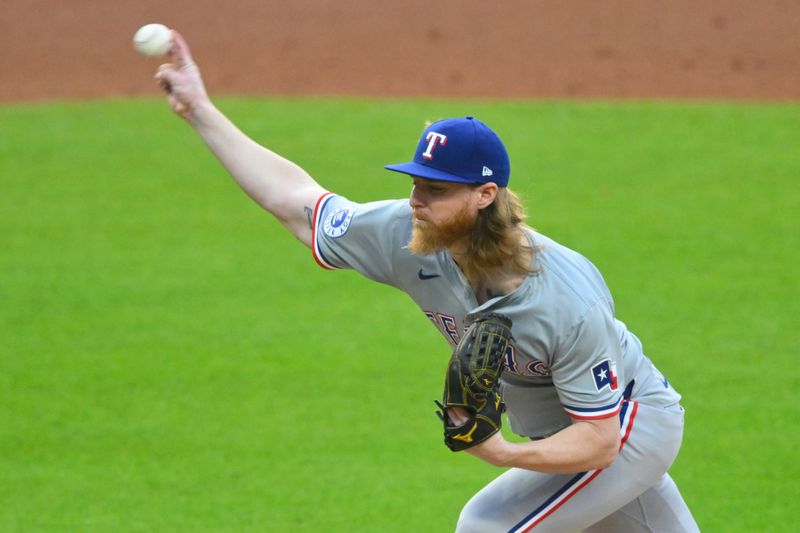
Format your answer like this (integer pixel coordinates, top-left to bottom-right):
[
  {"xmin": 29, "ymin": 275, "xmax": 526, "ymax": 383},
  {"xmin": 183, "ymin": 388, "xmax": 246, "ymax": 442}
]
[{"xmin": 417, "ymin": 269, "xmax": 441, "ymax": 280}]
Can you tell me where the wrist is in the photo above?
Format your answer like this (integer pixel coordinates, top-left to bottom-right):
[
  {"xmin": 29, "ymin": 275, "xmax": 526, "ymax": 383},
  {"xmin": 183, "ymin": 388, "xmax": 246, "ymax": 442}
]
[
  {"xmin": 187, "ymin": 98, "xmax": 217, "ymax": 127},
  {"xmin": 475, "ymin": 433, "xmax": 518, "ymax": 468},
  {"xmin": 494, "ymin": 437, "xmax": 520, "ymax": 467},
  {"xmin": 493, "ymin": 437, "xmax": 547, "ymax": 470}
]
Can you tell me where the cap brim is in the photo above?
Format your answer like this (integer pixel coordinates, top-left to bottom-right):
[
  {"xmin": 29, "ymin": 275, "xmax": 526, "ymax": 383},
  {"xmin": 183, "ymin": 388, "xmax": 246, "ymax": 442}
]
[{"xmin": 384, "ymin": 162, "xmax": 479, "ymax": 184}]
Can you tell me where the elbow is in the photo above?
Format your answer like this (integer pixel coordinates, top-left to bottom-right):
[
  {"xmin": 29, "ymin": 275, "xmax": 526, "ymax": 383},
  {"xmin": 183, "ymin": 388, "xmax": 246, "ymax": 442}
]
[
  {"xmin": 595, "ymin": 447, "xmax": 619, "ymax": 470},
  {"xmin": 578, "ymin": 419, "xmax": 621, "ymax": 470},
  {"xmin": 594, "ymin": 432, "xmax": 621, "ymax": 469}
]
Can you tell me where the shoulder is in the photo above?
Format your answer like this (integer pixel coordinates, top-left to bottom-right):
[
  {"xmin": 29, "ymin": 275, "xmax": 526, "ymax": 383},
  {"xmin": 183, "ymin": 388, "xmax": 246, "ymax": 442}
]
[
  {"xmin": 317, "ymin": 195, "xmax": 411, "ymax": 237},
  {"xmin": 509, "ymin": 230, "xmax": 616, "ymax": 355},
  {"xmin": 312, "ymin": 195, "xmax": 415, "ymax": 278},
  {"xmin": 316, "ymin": 193, "xmax": 408, "ymax": 216},
  {"xmin": 527, "ymin": 229, "xmax": 613, "ymax": 313}
]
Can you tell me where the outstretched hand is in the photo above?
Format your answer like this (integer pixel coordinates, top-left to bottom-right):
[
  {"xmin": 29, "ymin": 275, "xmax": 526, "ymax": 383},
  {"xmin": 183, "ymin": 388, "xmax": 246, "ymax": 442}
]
[{"xmin": 155, "ymin": 30, "xmax": 210, "ymax": 120}]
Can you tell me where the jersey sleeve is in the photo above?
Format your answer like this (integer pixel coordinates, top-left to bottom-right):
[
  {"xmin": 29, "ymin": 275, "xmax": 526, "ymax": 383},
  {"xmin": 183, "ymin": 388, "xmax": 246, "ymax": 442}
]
[
  {"xmin": 311, "ymin": 192, "xmax": 410, "ymax": 286},
  {"xmin": 550, "ymin": 301, "xmax": 625, "ymax": 420}
]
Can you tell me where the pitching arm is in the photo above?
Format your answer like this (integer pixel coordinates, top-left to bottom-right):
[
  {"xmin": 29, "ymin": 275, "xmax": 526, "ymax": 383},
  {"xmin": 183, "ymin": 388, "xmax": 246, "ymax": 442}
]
[{"xmin": 155, "ymin": 30, "xmax": 326, "ymax": 248}]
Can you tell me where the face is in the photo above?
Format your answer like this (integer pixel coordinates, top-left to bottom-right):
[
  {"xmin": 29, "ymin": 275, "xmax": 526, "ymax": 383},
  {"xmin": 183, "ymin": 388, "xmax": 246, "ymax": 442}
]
[{"xmin": 407, "ymin": 177, "xmax": 497, "ymax": 254}]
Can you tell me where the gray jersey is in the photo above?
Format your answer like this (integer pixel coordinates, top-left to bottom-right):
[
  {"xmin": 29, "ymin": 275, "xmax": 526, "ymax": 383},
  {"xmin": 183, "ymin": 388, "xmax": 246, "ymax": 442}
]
[{"xmin": 312, "ymin": 193, "xmax": 681, "ymax": 439}]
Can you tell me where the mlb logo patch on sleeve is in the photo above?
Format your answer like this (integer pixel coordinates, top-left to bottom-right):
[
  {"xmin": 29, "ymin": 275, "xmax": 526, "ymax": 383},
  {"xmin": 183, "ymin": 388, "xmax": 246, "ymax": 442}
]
[{"xmin": 591, "ymin": 359, "xmax": 619, "ymax": 391}]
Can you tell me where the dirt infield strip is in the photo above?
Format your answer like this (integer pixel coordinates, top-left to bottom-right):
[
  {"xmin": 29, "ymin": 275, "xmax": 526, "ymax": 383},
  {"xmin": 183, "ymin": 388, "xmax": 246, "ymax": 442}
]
[{"xmin": 1, "ymin": 0, "xmax": 798, "ymax": 102}]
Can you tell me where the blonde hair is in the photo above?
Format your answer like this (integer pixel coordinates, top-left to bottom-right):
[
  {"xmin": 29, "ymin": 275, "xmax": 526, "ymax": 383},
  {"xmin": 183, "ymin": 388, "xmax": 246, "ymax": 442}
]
[{"xmin": 458, "ymin": 187, "xmax": 537, "ymax": 284}]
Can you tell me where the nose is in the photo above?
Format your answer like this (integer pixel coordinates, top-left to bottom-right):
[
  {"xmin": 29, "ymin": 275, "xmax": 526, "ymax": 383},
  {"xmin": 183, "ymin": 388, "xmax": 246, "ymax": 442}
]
[{"xmin": 409, "ymin": 185, "xmax": 425, "ymax": 209}]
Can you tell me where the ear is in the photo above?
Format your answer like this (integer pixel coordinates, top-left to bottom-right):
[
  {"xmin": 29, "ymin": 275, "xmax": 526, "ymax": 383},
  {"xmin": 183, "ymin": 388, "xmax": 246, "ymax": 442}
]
[{"xmin": 475, "ymin": 183, "xmax": 499, "ymax": 210}]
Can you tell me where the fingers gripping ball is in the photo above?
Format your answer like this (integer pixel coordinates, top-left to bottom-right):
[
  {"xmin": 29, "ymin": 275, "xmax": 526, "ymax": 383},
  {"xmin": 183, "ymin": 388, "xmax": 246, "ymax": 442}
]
[
  {"xmin": 133, "ymin": 23, "xmax": 173, "ymax": 57},
  {"xmin": 435, "ymin": 314, "xmax": 513, "ymax": 451}
]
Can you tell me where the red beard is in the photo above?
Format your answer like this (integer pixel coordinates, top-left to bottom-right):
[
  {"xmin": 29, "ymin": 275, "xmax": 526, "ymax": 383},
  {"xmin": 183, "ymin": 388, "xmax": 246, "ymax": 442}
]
[{"xmin": 408, "ymin": 203, "xmax": 476, "ymax": 255}]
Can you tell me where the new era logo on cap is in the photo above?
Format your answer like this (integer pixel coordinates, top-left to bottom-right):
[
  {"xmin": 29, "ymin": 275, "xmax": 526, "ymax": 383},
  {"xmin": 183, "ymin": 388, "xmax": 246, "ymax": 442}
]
[{"xmin": 384, "ymin": 116, "xmax": 511, "ymax": 187}]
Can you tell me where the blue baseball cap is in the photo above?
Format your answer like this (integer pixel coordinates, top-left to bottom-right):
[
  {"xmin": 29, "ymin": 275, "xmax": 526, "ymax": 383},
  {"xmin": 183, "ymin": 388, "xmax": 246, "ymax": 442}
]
[{"xmin": 384, "ymin": 116, "xmax": 511, "ymax": 187}]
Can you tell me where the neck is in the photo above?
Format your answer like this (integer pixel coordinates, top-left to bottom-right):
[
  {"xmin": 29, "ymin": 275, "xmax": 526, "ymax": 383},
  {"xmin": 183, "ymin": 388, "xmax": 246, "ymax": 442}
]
[
  {"xmin": 446, "ymin": 238, "xmax": 471, "ymax": 265},
  {"xmin": 448, "ymin": 230, "xmax": 532, "ymax": 302}
]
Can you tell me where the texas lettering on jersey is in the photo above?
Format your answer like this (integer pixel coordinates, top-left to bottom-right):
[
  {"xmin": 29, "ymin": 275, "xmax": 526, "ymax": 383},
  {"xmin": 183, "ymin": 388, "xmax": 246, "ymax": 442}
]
[{"xmin": 424, "ymin": 309, "xmax": 552, "ymax": 378}]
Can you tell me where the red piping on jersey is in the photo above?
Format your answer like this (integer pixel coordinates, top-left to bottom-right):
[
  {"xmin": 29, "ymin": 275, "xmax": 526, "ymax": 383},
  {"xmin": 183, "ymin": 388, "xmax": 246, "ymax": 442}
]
[
  {"xmin": 515, "ymin": 400, "xmax": 639, "ymax": 532},
  {"xmin": 311, "ymin": 192, "xmax": 336, "ymax": 270},
  {"xmin": 568, "ymin": 407, "xmax": 622, "ymax": 421},
  {"xmin": 619, "ymin": 401, "xmax": 638, "ymax": 449},
  {"xmin": 566, "ymin": 397, "xmax": 623, "ymax": 421}
]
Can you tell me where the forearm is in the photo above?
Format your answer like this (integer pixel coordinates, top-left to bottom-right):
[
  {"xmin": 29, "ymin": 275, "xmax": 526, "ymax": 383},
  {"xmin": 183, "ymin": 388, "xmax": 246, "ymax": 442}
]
[
  {"xmin": 154, "ymin": 32, "xmax": 329, "ymax": 245},
  {"xmin": 472, "ymin": 419, "xmax": 620, "ymax": 474},
  {"xmin": 188, "ymin": 101, "xmax": 325, "ymax": 243}
]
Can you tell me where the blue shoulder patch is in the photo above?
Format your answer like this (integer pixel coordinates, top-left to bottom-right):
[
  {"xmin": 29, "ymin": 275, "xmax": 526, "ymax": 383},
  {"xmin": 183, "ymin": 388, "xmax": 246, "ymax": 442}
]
[{"xmin": 322, "ymin": 208, "xmax": 355, "ymax": 238}]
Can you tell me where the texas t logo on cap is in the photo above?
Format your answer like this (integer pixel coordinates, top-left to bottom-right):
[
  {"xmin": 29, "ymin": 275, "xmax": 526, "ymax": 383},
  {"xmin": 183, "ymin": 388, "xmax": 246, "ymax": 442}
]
[
  {"xmin": 384, "ymin": 116, "xmax": 511, "ymax": 187},
  {"xmin": 422, "ymin": 132, "xmax": 448, "ymax": 160}
]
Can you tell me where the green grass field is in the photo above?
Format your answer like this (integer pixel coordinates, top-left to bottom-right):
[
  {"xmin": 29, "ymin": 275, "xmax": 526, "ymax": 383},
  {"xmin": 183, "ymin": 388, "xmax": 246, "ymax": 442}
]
[{"xmin": 1, "ymin": 98, "xmax": 798, "ymax": 531}]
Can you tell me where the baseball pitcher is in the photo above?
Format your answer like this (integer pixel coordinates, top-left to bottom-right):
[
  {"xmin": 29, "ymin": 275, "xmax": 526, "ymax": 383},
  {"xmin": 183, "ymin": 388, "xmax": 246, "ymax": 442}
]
[{"xmin": 154, "ymin": 30, "xmax": 700, "ymax": 532}]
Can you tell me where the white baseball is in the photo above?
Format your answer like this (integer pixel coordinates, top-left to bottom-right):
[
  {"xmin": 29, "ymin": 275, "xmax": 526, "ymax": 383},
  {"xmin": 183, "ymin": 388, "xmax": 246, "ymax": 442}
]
[{"xmin": 133, "ymin": 23, "xmax": 173, "ymax": 57}]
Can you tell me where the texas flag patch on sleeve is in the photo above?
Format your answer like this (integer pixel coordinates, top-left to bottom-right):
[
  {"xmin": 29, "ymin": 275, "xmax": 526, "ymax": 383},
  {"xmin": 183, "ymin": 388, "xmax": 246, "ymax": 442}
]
[{"xmin": 592, "ymin": 359, "xmax": 619, "ymax": 392}]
